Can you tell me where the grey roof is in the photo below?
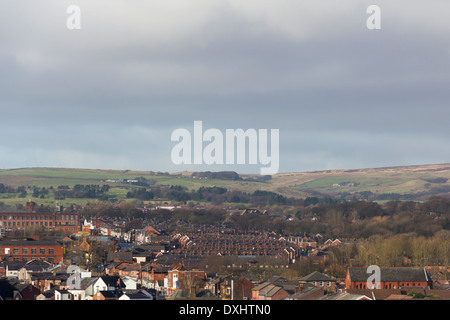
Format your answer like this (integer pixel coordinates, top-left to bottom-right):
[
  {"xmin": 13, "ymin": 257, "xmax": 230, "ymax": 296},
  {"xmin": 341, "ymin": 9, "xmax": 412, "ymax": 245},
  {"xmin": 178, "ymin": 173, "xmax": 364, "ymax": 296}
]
[
  {"xmin": 98, "ymin": 290, "xmax": 119, "ymax": 298},
  {"xmin": 106, "ymin": 251, "xmax": 133, "ymax": 262},
  {"xmin": 348, "ymin": 267, "xmax": 432, "ymax": 282},
  {"xmin": 30, "ymin": 272, "xmax": 68, "ymax": 281},
  {"xmin": 285, "ymin": 286, "xmax": 324, "ymax": 300},
  {"xmin": 320, "ymin": 292, "xmax": 372, "ymax": 300},
  {"xmin": 122, "ymin": 292, "xmax": 152, "ymax": 300},
  {"xmin": 259, "ymin": 284, "xmax": 283, "ymax": 297},
  {"xmin": 78, "ymin": 277, "xmax": 98, "ymax": 290},
  {"xmin": 0, "ymin": 280, "xmax": 17, "ymax": 300},
  {"xmin": 0, "ymin": 240, "xmax": 60, "ymax": 246},
  {"xmin": 167, "ymin": 289, "xmax": 217, "ymax": 299},
  {"xmin": 253, "ymin": 282, "xmax": 286, "ymax": 297},
  {"xmin": 300, "ymin": 271, "xmax": 333, "ymax": 282},
  {"xmin": 100, "ymin": 276, "xmax": 124, "ymax": 287},
  {"xmin": 4, "ymin": 262, "xmax": 26, "ymax": 271}
]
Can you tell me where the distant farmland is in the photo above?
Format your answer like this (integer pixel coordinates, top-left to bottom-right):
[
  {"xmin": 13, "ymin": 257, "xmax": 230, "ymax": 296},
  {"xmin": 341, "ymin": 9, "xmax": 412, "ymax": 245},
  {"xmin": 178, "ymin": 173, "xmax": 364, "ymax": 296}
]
[{"xmin": 0, "ymin": 163, "xmax": 449, "ymax": 208}]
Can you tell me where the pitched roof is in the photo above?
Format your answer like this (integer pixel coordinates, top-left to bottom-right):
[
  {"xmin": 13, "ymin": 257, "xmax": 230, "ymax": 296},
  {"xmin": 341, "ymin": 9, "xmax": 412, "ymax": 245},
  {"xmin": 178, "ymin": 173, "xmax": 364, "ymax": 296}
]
[
  {"xmin": 300, "ymin": 271, "xmax": 333, "ymax": 282},
  {"xmin": 78, "ymin": 277, "xmax": 98, "ymax": 290},
  {"xmin": 100, "ymin": 276, "xmax": 124, "ymax": 287},
  {"xmin": 97, "ymin": 290, "xmax": 119, "ymax": 299},
  {"xmin": 260, "ymin": 284, "xmax": 284, "ymax": 297},
  {"xmin": 166, "ymin": 289, "xmax": 217, "ymax": 300},
  {"xmin": 0, "ymin": 240, "xmax": 61, "ymax": 246},
  {"xmin": 348, "ymin": 267, "xmax": 432, "ymax": 282},
  {"xmin": 0, "ymin": 280, "xmax": 18, "ymax": 300},
  {"xmin": 253, "ymin": 282, "xmax": 286, "ymax": 297},
  {"xmin": 286, "ymin": 286, "xmax": 324, "ymax": 300},
  {"xmin": 320, "ymin": 292, "xmax": 372, "ymax": 300}
]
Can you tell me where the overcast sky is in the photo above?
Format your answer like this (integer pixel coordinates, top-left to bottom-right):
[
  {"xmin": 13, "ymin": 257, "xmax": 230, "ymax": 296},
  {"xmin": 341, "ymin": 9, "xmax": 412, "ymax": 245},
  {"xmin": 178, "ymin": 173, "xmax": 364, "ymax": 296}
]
[{"xmin": 1, "ymin": 0, "xmax": 449, "ymax": 174}]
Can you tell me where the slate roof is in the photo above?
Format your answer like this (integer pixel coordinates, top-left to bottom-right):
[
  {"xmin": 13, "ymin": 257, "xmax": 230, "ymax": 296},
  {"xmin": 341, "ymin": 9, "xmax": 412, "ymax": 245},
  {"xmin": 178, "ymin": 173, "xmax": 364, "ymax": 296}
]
[
  {"xmin": 166, "ymin": 289, "xmax": 218, "ymax": 300},
  {"xmin": 253, "ymin": 282, "xmax": 287, "ymax": 297},
  {"xmin": 98, "ymin": 290, "xmax": 119, "ymax": 299},
  {"xmin": 285, "ymin": 286, "xmax": 324, "ymax": 300},
  {"xmin": 320, "ymin": 292, "xmax": 372, "ymax": 300},
  {"xmin": 348, "ymin": 267, "xmax": 432, "ymax": 282},
  {"xmin": 122, "ymin": 292, "xmax": 152, "ymax": 300},
  {"xmin": 106, "ymin": 251, "xmax": 133, "ymax": 262},
  {"xmin": 0, "ymin": 280, "xmax": 17, "ymax": 300},
  {"xmin": 100, "ymin": 276, "xmax": 124, "ymax": 287},
  {"xmin": 300, "ymin": 271, "xmax": 334, "ymax": 282},
  {"xmin": 0, "ymin": 240, "xmax": 61, "ymax": 246}
]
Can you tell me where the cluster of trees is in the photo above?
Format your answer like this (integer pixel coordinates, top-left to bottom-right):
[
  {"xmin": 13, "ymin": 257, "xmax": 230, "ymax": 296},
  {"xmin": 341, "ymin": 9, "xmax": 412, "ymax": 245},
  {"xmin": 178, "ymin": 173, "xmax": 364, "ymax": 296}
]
[
  {"xmin": 126, "ymin": 188, "xmax": 154, "ymax": 200},
  {"xmin": 339, "ymin": 185, "xmax": 450, "ymax": 201},
  {"xmin": 325, "ymin": 231, "xmax": 450, "ymax": 278},
  {"xmin": 191, "ymin": 171, "xmax": 241, "ymax": 180},
  {"xmin": 81, "ymin": 196, "xmax": 450, "ymax": 244},
  {"xmin": 80, "ymin": 201, "xmax": 147, "ymax": 220},
  {"xmin": 0, "ymin": 184, "xmax": 30, "ymax": 198},
  {"xmin": 54, "ymin": 184, "xmax": 111, "ymax": 200},
  {"xmin": 127, "ymin": 185, "xmax": 303, "ymax": 206},
  {"xmin": 79, "ymin": 196, "xmax": 450, "ymax": 241},
  {"xmin": 0, "ymin": 184, "xmax": 17, "ymax": 194}
]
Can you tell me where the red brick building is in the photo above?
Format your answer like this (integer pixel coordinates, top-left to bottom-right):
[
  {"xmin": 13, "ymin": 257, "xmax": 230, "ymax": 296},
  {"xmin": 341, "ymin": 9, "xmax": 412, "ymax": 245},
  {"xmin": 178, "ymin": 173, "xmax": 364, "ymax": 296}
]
[
  {"xmin": 0, "ymin": 211, "xmax": 80, "ymax": 233},
  {"xmin": 167, "ymin": 267, "xmax": 207, "ymax": 294},
  {"xmin": 345, "ymin": 267, "xmax": 433, "ymax": 290},
  {"xmin": 0, "ymin": 240, "xmax": 64, "ymax": 264}
]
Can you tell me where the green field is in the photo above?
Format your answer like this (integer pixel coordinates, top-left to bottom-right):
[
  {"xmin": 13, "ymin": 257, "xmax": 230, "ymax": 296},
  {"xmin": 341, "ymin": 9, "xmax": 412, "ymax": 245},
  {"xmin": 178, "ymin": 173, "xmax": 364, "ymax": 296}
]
[{"xmin": 0, "ymin": 163, "xmax": 449, "ymax": 208}]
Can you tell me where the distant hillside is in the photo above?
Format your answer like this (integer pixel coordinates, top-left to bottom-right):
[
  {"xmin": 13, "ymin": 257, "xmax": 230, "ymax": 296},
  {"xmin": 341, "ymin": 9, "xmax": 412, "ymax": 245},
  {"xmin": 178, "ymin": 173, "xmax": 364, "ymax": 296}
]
[
  {"xmin": 271, "ymin": 163, "xmax": 450, "ymax": 201},
  {"xmin": 0, "ymin": 163, "xmax": 449, "ymax": 208}
]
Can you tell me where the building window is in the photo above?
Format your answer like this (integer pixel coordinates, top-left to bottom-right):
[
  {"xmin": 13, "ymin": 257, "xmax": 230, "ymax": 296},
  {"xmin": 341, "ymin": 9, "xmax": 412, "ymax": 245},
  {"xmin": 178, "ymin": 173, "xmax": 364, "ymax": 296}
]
[
  {"xmin": 13, "ymin": 248, "xmax": 19, "ymax": 254},
  {"xmin": 22, "ymin": 248, "xmax": 28, "ymax": 254},
  {"xmin": 49, "ymin": 248, "xmax": 54, "ymax": 255},
  {"xmin": 31, "ymin": 248, "xmax": 37, "ymax": 254},
  {"xmin": 40, "ymin": 248, "xmax": 46, "ymax": 254}
]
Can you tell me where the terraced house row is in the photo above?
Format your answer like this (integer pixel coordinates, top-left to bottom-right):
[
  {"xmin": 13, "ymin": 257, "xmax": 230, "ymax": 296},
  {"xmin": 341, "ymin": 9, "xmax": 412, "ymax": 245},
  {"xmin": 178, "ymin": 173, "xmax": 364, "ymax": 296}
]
[{"xmin": 171, "ymin": 231, "xmax": 310, "ymax": 262}]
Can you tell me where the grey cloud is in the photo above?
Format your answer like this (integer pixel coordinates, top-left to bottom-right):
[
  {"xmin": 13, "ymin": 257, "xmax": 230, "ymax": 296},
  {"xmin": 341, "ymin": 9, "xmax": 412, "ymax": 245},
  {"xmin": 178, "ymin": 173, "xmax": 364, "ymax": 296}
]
[{"xmin": 1, "ymin": 1, "xmax": 449, "ymax": 173}]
